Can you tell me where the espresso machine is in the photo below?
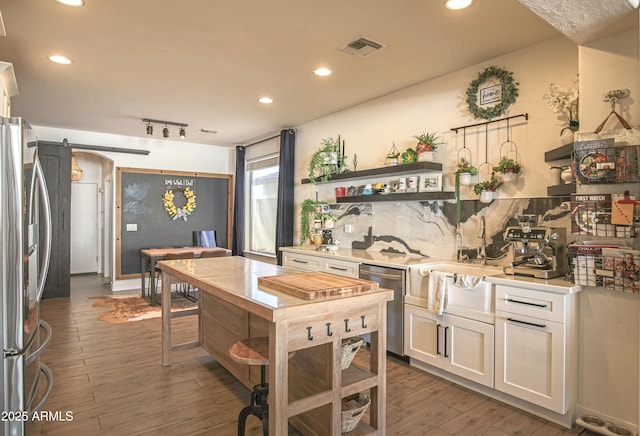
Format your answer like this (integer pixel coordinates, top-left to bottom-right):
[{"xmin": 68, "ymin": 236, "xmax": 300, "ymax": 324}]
[{"xmin": 503, "ymin": 215, "xmax": 567, "ymax": 279}]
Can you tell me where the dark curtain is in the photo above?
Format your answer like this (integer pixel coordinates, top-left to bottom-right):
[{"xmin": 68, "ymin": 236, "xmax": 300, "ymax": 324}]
[
  {"xmin": 232, "ymin": 146, "xmax": 245, "ymax": 256},
  {"xmin": 275, "ymin": 129, "xmax": 296, "ymax": 265}
]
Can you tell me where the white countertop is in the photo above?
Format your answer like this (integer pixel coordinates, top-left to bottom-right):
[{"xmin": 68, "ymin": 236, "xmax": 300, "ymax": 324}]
[
  {"xmin": 280, "ymin": 245, "xmax": 433, "ymax": 269},
  {"xmin": 281, "ymin": 246, "xmax": 582, "ymax": 294}
]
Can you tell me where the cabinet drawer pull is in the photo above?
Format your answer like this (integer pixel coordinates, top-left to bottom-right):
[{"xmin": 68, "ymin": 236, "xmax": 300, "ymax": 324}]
[
  {"xmin": 306, "ymin": 326, "xmax": 313, "ymax": 340},
  {"xmin": 436, "ymin": 324, "xmax": 441, "ymax": 355},
  {"xmin": 444, "ymin": 326, "xmax": 449, "ymax": 358},
  {"xmin": 361, "ymin": 315, "xmax": 367, "ymax": 328},
  {"xmin": 293, "ymin": 259, "xmax": 309, "ymax": 264},
  {"xmin": 507, "ymin": 298, "xmax": 548, "ymax": 309},
  {"xmin": 329, "ymin": 266, "xmax": 348, "ymax": 271},
  {"xmin": 507, "ymin": 317, "xmax": 547, "ymax": 329},
  {"xmin": 326, "ymin": 322, "xmax": 333, "ymax": 336}
]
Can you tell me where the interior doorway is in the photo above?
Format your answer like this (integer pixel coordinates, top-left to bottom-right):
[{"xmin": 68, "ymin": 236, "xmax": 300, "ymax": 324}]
[
  {"xmin": 69, "ymin": 151, "xmax": 114, "ymax": 284},
  {"xmin": 71, "ymin": 182, "xmax": 99, "ymax": 274}
]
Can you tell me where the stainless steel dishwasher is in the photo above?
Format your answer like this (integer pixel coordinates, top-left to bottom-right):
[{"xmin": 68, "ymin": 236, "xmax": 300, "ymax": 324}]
[{"xmin": 358, "ymin": 264, "xmax": 405, "ymax": 357}]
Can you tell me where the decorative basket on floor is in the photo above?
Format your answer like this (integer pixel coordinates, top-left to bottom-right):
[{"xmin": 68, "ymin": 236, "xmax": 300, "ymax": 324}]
[
  {"xmin": 341, "ymin": 393, "xmax": 370, "ymax": 433},
  {"xmin": 341, "ymin": 337, "xmax": 364, "ymax": 370}
]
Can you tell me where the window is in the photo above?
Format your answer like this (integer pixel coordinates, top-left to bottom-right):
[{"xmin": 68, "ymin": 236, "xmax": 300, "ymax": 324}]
[{"xmin": 246, "ymin": 155, "xmax": 279, "ymax": 256}]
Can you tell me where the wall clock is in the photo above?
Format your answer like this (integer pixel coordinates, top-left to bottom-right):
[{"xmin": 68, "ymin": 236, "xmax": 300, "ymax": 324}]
[{"xmin": 466, "ymin": 66, "xmax": 519, "ymax": 119}]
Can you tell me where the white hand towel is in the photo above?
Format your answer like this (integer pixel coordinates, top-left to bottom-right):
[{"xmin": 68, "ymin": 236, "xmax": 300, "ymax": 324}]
[
  {"xmin": 427, "ymin": 271, "xmax": 449, "ymax": 315},
  {"xmin": 453, "ymin": 273, "xmax": 483, "ymax": 289}
]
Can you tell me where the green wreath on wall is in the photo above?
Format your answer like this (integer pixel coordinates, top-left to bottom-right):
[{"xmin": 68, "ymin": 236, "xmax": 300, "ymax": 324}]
[{"xmin": 466, "ymin": 66, "xmax": 519, "ymax": 119}]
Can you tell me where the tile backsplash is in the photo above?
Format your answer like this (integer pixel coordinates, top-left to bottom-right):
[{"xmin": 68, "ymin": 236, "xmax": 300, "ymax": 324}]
[{"xmin": 329, "ymin": 198, "xmax": 572, "ymax": 267}]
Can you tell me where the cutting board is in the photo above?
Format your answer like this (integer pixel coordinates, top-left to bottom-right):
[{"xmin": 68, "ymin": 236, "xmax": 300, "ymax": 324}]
[{"xmin": 257, "ymin": 272, "xmax": 378, "ymax": 300}]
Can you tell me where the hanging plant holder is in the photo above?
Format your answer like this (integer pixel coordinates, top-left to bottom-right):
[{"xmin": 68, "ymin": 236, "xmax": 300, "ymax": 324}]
[
  {"xmin": 455, "ymin": 131, "xmax": 476, "ymax": 186},
  {"xmin": 457, "ymin": 150, "xmax": 475, "ymax": 186},
  {"xmin": 497, "ymin": 142, "xmax": 521, "ymax": 182},
  {"xmin": 496, "ymin": 118, "xmax": 521, "ymax": 183},
  {"xmin": 473, "ymin": 163, "xmax": 501, "ymax": 203}
]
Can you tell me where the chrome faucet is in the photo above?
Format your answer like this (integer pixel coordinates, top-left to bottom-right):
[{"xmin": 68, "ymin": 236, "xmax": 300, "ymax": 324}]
[
  {"xmin": 455, "ymin": 229, "xmax": 469, "ymax": 262},
  {"xmin": 478, "ymin": 216, "xmax": 487, "ymax": 265}
]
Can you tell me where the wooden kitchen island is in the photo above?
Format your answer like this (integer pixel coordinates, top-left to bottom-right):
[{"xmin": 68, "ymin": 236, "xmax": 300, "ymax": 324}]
[{"xmin": 158, "ymin": 256, "xmax": 393, "ymax": 435}]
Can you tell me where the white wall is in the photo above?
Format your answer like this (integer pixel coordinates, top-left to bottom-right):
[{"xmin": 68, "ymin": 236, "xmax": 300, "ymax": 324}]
[
  {"xmin": 33, "ymin": 126, "xmax": 234, "ymax": 174},
  {"xmin": 33, "ymin": 125, "xmax": 235, "ymax": 290},
  {"xmin": 294, "ymin": 35, "xmax": 579, "ymax": 231}
]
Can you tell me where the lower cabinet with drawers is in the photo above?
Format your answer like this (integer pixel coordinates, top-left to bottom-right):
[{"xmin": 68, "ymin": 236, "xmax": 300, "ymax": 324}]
[
  {"xmin": 405, "ymin": 276, "xmax": 580, "ymax": 428},
  {"xmin": 494, "ymin": 284, "xmax": 577, "ymax": 415}
]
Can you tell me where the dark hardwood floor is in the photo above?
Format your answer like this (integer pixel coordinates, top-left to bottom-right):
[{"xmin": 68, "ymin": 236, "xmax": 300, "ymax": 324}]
[{"xmin": 29, "ymin": 274, "xmax": 586, "ymax": 435}]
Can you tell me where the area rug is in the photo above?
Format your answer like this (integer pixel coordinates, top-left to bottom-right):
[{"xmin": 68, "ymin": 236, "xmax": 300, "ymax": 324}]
[{"xmin": 91, "ymin": 293, "xmax": 197, "ymax": 324}]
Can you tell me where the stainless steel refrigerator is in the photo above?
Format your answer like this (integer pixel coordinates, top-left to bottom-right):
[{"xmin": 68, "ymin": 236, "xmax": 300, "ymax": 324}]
[{"xmin": 1, "ymin": 117, "xmax": 53, "ymax": 436}]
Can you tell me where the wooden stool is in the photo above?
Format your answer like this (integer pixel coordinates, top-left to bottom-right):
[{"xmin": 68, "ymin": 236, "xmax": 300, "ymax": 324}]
[{"xmin": 229, "ymin": 337, "xmax": 270, "ymax": 436}]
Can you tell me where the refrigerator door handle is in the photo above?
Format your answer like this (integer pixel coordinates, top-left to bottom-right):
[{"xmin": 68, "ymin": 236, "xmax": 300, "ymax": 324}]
[
  {"xmin": 26, "ymin": 320, "xmax": 52, "ymax": 365},
  {"xmin": 29, "ymin": 362, "xmax": 53, "ymax": 414},
  {"xmin": 32, "ymin": 153, "xmax": 51, "ymax": 303}
]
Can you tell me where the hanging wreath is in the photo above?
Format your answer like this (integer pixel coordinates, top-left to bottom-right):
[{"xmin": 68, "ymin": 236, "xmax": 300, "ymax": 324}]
[
  {"xmin": 162, "ymin": 187, "xmax": 196, "ymax": 221},
  {"xmin": 466, "ymin": 66, "xmax": 519, "ymax": 120}
]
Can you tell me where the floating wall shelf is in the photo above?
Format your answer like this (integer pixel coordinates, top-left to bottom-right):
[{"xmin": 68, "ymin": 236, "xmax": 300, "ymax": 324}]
[{"xmin": 301, "ymin": 161, "xmax": 443, "ymax": 185}]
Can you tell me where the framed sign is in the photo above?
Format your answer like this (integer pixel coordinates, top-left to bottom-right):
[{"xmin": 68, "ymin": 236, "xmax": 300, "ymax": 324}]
[{"xmin": 466, "ymin": 66, "xmax": 519, "ymax": 119}]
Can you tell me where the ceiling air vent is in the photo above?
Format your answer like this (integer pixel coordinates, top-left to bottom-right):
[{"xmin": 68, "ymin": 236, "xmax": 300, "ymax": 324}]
[{"xmin": 340, "ymin": 37, "xmax": 385, "ymax": 58}]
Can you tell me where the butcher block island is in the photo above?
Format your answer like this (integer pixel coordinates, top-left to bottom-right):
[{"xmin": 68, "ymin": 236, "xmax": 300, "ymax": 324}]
[{"xmin": 157, "ymin": 256, "xmax": 393, "ymax": 435}]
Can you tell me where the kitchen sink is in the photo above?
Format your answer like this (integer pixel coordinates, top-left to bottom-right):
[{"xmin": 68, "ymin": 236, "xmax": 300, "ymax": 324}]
[{"xmin": 406, "ymin": 262, "xmax": 502, "ymax": 318}]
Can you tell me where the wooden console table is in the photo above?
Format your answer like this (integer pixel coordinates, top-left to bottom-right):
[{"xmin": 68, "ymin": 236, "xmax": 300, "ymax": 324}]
[{"xmin": 158, "ymin": 256, "xmax": 393, "ymax": 435}]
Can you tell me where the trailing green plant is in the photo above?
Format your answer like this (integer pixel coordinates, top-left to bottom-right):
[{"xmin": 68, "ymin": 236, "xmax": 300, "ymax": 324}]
[
  {"xmin": 454, "ymin": 157, "xmax": 478, "ymax": 175},
  {"xmin": 473, "ymin": 172, "xmax": 502, "ymax": 195},
  {"xmin": 307, "ymin": 137, "xmax": 346, "ymax": 184},
  {"xmin": 414, "ymin": 132, "xmax": 443, "ymax": 153},
  {"xmin": 300, "ymin": 199, "xmax": 326, "ymax": 245},
  {"xmin": 495, "ymin": 157, "xmax": 521, "ymax": 174}
]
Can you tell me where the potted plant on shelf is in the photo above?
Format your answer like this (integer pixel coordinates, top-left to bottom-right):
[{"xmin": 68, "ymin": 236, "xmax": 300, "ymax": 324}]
[
  {"xmin": 495, "ymin": 157, "xmax": 521, "ymax": 182},
  {"xmin": 473, "ymin": 172, "xmax": 502, "ymax": 203},
  {"xmin": 322, "ymin": 214, "xmax": 338, "ymax": 229},
  {"xmin": 307, "ymin": 137, "xmax": 346, "ymax": 184},
  {"xmin": 454, "ymin": 157, "xmax": 478, "ymax": 186},
  {"xmin": 300, "ymin": 199, "xmax": 326, "ymax": 244},
  {"xmin": 385, "ymin": 143, "xmax": 400, "ymax": 166},
  {"xmin": 414, "ymin": 132, "xmax": 442, "ymax": 162},
  {"xmin": 401, "ymin": 147, "xmax": 418, "ymax": 164}
]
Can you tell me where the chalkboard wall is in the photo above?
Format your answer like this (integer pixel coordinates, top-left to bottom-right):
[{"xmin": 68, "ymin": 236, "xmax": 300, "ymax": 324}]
[{"xmin": 116, "ymin": 168, "xmax": 232, "ymax": 278}]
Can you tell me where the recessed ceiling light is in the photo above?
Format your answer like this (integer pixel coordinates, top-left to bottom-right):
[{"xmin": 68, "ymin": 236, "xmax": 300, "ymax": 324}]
[
  {"xmin": 258, "ymin": 97, "xmax": 273, "ymax": 104},
  {"xmin": 48, "ymin": 55, "xmax": 72, "ymax": 65},
  {"xmin": 313, "ymin": 67, "xmax": 332, "ymax": 77},
  {"xmin": 56, "ymin": 0, "xmax": 85, "ymax": 6},
  {"xmin": 445, "ymin": 0, "xmax": 472, "ymax": 10}
]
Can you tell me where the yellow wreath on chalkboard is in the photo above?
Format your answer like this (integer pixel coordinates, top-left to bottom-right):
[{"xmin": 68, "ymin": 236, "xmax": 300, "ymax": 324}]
[{"xmin": 162, "ymin": 187, "xmax": 196, "ymax": 221}]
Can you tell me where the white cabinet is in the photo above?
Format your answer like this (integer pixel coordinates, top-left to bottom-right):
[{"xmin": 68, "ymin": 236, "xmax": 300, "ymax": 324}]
[
  {"xmin": 282, "ymin": 250, "xmax": 359, "ymax": 278},
  {"xmin": 282, "ymin": 251, "xmax": 322, "ymax": 272},
  {"xmin": 494, "ymin": 284, "xmax": 575, "ymax": 414},
  {"xmin": 404, "ymin": 304, "xmax": 494, "ymax": 387},
  {"xmin": 322, "ymin": 257, "xmax": 359, "ymax": 278}
]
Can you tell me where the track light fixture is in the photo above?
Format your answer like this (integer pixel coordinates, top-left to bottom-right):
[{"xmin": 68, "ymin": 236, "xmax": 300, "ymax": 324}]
[{"xmin": 142, "ymin": 118, "xmax": 188, "ymax": 139}]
